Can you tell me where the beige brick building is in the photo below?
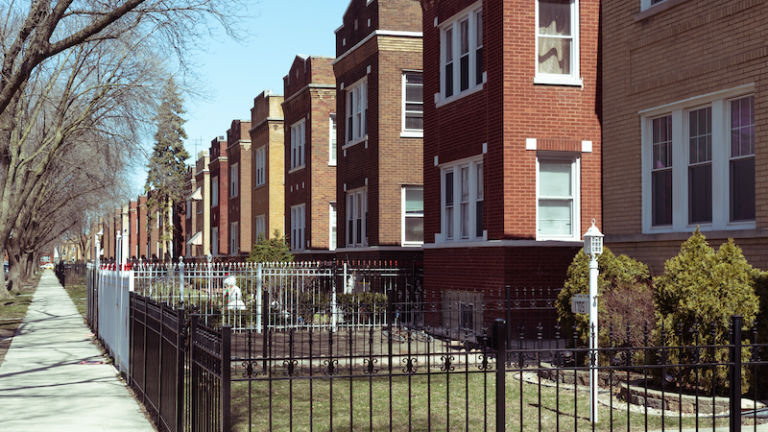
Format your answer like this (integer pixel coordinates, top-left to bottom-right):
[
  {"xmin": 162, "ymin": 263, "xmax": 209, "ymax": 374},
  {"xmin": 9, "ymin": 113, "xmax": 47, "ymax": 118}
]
[
  {"xmin": 226, "ymin": 120, "xmax": 253, "ymax": 256},
  {"xmin": 250, "ymin": 91, "xmax": 286, "ymax": 245},
  {"xmin": 603, "ymin": 0, "xmax": 768, "ymax": 273}
]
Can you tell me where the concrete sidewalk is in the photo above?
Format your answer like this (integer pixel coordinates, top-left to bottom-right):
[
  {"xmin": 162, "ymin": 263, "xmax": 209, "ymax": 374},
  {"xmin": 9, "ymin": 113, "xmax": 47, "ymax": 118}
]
[{"xmin": 0, "ymin": 271, "xmax": 155, "ymax": 431}]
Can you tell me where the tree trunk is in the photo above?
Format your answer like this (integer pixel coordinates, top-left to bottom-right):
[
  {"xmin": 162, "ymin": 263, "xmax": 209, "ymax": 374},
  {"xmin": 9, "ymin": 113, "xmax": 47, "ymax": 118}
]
[{"xmin": 6, "ymin": 251, "xmax": 22, "ymax": 294}]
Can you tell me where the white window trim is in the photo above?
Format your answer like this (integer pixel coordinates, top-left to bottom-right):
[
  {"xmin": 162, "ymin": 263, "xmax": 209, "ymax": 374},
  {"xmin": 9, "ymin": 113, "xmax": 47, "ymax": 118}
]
[
  {"xmin": 436, "ymin": 155, "xmax": 487, "ymax": 244},
  {"xmin": 535, "ymin": 152, "xmax": 581, "ymax": 241},
  {"xmin": 533, "ymin": 0, "xmax": 582, "ymax": 87},
  {"xmin": 344, "ymin": 78, "xmax": 368, "ymax": 149},
  {"xmin": 255, "ymin": 146, "xmax": 266, "ymax": 187},
  {"xmin": 437, "ymin": 1, "xmax": 485, "ymax": 106},
  {"xmin": 289, "ymin": 119, "xmax": 306, "ymax": 172},
  {"xmin": 255, "ymin": 214, "xmax": 266, "ymax": 241},
  {"xmin": 230, "ymin": 163, "xmax": 239, "ymax": 198},
  {"xmin": 329, "ymin": 114, "xmax": 337, "ymax": 166},
  {"xmin": 290, "ymin": 204, "xmax": 306, "ymax": 251},
  {"xmin": 401, "ymin": 186, "xmax": 424, "ymax": 246},
  {"xmin": 401, "ymin": 71, "xmax": 424, "ymax": 137},
  {"xmin": 640, "ymin": 0, "xmax": 668, "ymax": 11},
  {"xmin": 640, "ymin": 86, "xmax": 757, "ymax": 234},
  {"xmin": 346, "ymin": 188, "xmax": 368, "ymax": 247},
  {"xmin": 329, "ymin": 202, "xmax": 337, "ymax": 251}
]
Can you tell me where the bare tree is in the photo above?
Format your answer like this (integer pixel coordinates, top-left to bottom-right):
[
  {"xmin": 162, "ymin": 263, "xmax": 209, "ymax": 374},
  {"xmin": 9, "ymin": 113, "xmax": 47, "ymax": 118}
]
[{"xmin": 0, "ymin": 0, "xmax": 241, "ymax": 297}]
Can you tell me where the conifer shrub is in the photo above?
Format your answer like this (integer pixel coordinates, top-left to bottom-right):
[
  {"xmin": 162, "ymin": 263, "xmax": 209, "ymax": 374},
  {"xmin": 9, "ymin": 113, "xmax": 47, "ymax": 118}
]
[
  {"xmin": 248, "ymin": 230, "xmax": 294, "ymax": 263},
  {"xmin": 654, "ymin": 230, "xmax": 758, "ymax": 393},
  {"xmin": 556, "ymin": 247, "xmax": 654, "ymax": 352}
]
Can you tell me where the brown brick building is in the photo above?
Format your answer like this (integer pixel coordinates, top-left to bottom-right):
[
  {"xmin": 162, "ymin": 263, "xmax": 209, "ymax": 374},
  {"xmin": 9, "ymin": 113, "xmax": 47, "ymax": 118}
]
[
  {"xmin": 185, "ymin": 151, "xmax": 210, "ymax": 257},
  {"xmin": 603, "ymin": 0, "xmax": 768, "ymax": 273},
  {"xmin": 226, "ymin": 120, "xmax": 253, "ymax": 256},
  {"xmin": 138, "ymin": 195, "xmax": 148, "ymax": 259},
  {"xmin": 250, "ymin": 91, "xmax": 286, "ymax": 245},
  {"xmin": 128, "ymin": 201, "xmax": 138, "ymax": 259},
  {"xmin": 333, "ymin": 0, "xmax": 424, "ymax": 262},
  {"xmin": 209, "ymin": 136, "xmax": 229, "ymax": 257},
  {"xmin": 283, "ymin": 55, "xmax": 338, "ymax": 256},
  {"xmin": 421, "ymin": 0, "xmax": 602, "ymax": 330}
]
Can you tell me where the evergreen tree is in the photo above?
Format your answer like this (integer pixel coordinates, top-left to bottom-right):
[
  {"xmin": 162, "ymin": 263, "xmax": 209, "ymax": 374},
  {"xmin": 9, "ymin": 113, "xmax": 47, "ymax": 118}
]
[
  {"xmin": 248, "ymin": 230, "xmax": 294, "ymax": 263},
  {"xmin": 145, "ymin": 77, "xmax": 190, "ymax": 260}
]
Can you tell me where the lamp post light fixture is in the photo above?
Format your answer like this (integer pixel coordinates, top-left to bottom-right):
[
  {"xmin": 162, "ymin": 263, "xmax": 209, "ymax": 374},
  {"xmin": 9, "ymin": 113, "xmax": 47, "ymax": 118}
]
[{"xmin": 583, "ymin": 219, "xmax": 604, "ymax": 424}]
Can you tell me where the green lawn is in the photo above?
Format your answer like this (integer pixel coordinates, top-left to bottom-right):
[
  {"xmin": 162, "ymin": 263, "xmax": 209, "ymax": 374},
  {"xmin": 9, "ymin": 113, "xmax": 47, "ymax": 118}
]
[
  {"xmin": 64, "ymin": 282, "xmax": 88, "ymax": 321},
  {"xmin": 0, "ymin": 272, "xmax": 41, "ymax": 365},
  {"xmin": 230, "ymin": 372, "xmax": 733, "ymax": 432}
]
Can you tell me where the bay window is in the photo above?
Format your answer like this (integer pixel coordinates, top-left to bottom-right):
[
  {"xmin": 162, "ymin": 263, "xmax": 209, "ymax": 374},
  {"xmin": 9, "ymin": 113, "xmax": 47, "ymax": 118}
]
[
  {"xmin": 255, "ymin": 146, "xmax": 266, "ymax": 186},
  {"xmin": 440, "ymin": 158, "xmax": 484, "ymax": 242},
  {"xmin": 290, "ymin": 205, "xmax": 305, "ymax": 251}
]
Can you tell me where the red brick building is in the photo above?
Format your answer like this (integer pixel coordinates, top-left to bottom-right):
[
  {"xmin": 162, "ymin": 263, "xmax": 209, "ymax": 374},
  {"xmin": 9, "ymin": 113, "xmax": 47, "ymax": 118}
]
[
  {"xmin": 209, "ymin": 136, "xmax": 229, "ymax": 257},
  {"xmin": 138, "ymin": 195, "xmax": 148, "ymax": 259},
  {"xmin": 421, "ymin": 0, "xmax": 602, "ymax": 331},
  {"xmin": 283, "ymin": 55, "xmax": 338, "ymax": 256},
  {"xmin": 333, "ymin": 0, "xmax": 424, "ymax": 262},
  {"xmin": 226, "ymin": 120, "xmax": 253, "ymax": 256},
  {"xmin": 128, "ymin": 201, "xmax": 138, "ymax": 259},
  {"xmin": 602, "ymin": 0, "xmax": 768, "ymax": 273}
]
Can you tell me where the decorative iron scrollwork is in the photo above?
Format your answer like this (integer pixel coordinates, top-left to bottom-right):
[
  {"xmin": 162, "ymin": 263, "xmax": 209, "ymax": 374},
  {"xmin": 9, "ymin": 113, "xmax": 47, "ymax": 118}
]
[
  {"xmin": 363, "ymin": 357, "xmax": 378, "ymax": 375},
  {"xmin": 401, "ymin": 356, "xmax": 418, "ymax": 374},
  {"xmin": 440, "ymin": 355, "xmax": 455, "ymax": 372},
  {"xmin": 323, "ymin": 358, "xmax": 339, "ymax": 376}
]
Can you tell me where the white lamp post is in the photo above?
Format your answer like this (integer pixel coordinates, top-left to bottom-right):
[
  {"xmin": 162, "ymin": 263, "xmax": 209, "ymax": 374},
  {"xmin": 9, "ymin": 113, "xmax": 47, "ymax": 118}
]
[{"xmin": 583, "ymin": 219, "xmax": 603, "ymax": 424}]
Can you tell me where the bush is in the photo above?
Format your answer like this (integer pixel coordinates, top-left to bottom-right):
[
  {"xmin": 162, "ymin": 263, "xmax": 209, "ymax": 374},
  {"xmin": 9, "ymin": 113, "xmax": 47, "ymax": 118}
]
[
  {"xmin": 751, "ymin": 269, "xmax": 768, "ymax": 397},
  {"xmin": 556, "ymin": 247, "xmax": 654, "ymax": 352},
  {"xmin": 248, "ymin": 230, "xmax": 294, "ymax": 263},
  {"xmin": 654, "ymin": 229, "xmax": 758, "ymax": 393}
]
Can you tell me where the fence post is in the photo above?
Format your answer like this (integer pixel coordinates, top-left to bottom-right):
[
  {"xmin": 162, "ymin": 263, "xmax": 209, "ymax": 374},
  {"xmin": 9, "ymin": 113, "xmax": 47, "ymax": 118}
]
[
  {"xmin": 730, "ymin": 315, "xmax": 743, "ymax": 432},
  {"xmin": 179, "ymin": 257, "xmax": 185, "ymax": 306},
  {"xmin": 176, "ymin": 308, "xmax": 185, "ymax": 432},
  {"xmin": 331, "ymin": 264, "xmax": 338, "ymax": 331},
  {"xmin": 505, "ymin": 286, "xmax": 512, "ymax": 349},
  {"xmin": 256, "ymin": 262, "xmax": 263, "ymax": 333},
  {"xmin": 221, "ymin": 325, "xmax": 232, "ymax": 432},
  {"xmin": 190, "ymin": 315, "xmax": 198, "ymax": 432},
  {"xmin": 493, "ymin": 319, "xmax": 506, "ymax": 432}
]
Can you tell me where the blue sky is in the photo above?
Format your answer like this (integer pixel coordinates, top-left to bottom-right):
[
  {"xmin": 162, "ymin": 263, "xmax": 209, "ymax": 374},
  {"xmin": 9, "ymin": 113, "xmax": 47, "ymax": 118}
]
[{"xmin": 131, "ymin": 0, "xmax": 351, "ymax": 195}]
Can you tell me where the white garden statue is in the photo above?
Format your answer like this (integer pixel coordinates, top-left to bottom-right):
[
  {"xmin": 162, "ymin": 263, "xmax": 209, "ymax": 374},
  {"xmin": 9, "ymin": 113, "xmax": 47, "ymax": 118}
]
[{"xmin": 223, "ymin": 275, "xmax": 246, "ymax": 311}]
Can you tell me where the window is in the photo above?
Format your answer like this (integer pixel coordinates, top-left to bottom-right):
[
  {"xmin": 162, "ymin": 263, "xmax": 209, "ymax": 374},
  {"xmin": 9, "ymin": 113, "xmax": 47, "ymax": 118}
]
[
  {"xmin": 329, "ymin": 114, "xmax": 337, "ymax": 165},
  {"xmin": 346, "ymin": 188, "xmax": 367, "ymax": 247},
  {"xmin": 196, "ymin": 200, "xmax": 201, "ymax": 214},
  {"xmin": 211, "ymin": 227, "xmax": 218, "ymax": 256},
  {"xmin": 255, "ymin": 146, "xmax": 266, "ymax": 187},
  {"xmin": 329, "ymin": 203, "xmax": 337, "ymax": 251},
  {"xmin": 230, "ymin": 164, "xmax": 239, "ymax": 197},
  {"xmin": 459, "ymin": 303, "xmax": 474, "ymax": 332},
  {"xmin": 255, "ymin": 214, "xmax": 266, "ymax": 241},
  {"xmin": 402, "ymin": 72, "xmax": 424, "ymax": 134},
  {"xmin": 211, "ymin": 177, "xmax": 219, "ymax": 206},
  {"xmin": 641, "ymin": 0, "xmax": 668, "ymax": 11},
  {"xmin": 730, "ymin": 96, "xmax": 755, "ymax": 222},
  {"xmin": 537, "ymin": 155, "xmax": 580, "ymax": 240},
  {"xmin": 346, "ymin": 79, "xmax": 367, "ymax": 145},
  {"xmin": 440, "ymin": 3, "xmax": 483, "ymax": 101},
  {"xmin": 535, "ymin": 0, "xmax": 580, "ymax": 86},
  {"xmin": 290, "ymin": 120, "xmax": 305, "ymax": 170},
  {"xmin": 641, "ymin": 88, "xmax": 756, "ymax": 233},
  {"xmin": 290, "ymin": 204, "xmax": 306, "ymax": 251},
  {"xmin": 440, "ymin": 158, "xmax": 484, "ymax": 242},
  {"xmin": 230, "ymin": 222, "xmax": 238, "ymax": 254},
  {"xmin": 186, "ymin": 200, "xmax": 191, "ymax": 219},
  {"xmin": 402, "ymin": 186, "xmax": 424, "ymax": 245}
]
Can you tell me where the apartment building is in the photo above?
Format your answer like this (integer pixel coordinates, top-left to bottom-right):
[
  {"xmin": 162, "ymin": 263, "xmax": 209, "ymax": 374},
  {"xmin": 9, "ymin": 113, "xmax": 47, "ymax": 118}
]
[
  {"xmin": 138, "ymin": 195, "xmax": 148, "ymax": 259},
  {"xmin": 603, "ymin": 0, "xmax": 768, "ymax": 273},
  {"xmin": 129, "ymin": 201, "xmax": 138, "ymax": 259},
  {"xmin": 421, "ymin": 0, "xmax": 602, "ymax": 330},
  {"xmin": 186, "ymin": 151, "xmax": 211, "ymax": 257},
  {"xmin": 333, "ymin": 0, "xmax": 424, "ymax": 261},
  {"xmin": 209, "ymin": 136, "xmax": 229, "ymax": 257},
  {"xmin": 283, "ymin": 55, "xmax": 337, "ymax": 256},
  {"xmin": 226, "ymin": 120, "xmax": 253, "ymax": 256},
  {"xmin": 250, "ymin": 91, "xmax": 286, "ymax": 245}
]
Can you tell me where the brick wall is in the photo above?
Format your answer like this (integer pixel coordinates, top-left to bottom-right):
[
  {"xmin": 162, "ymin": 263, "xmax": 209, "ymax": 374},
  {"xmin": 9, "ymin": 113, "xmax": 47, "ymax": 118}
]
[
  {"xmin": 138, "ymin": 195, "xmax": 148, "ymax": 259},
  {"xmin": 602, "ymin": 0, "xmax": 768, "ymax": 271},
  {"xmin": 226, "ymin": 119, "xmax": 252, "ymax": 255},
  {"xmin": 209, "ymin": 137, "xmax": 229, "ymax": 255},
  {"xmin": 250, "ymin": 91, "xmax": 285, "ymax": 244}
]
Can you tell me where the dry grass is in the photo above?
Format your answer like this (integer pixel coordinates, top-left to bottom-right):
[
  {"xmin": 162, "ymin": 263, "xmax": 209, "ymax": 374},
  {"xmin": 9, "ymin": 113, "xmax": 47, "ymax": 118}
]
[{"xmin": 0, "ymin": 273, "xmax": 41, "ymax": 366}]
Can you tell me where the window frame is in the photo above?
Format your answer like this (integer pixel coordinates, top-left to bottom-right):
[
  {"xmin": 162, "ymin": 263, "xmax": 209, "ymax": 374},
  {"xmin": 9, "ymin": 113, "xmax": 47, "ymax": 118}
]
[
  {"xmin": 255, "ymin": 214, "xmax": 266, "ymax": 241},
  {"xmin": 255, "ymin": 146, "xmax": 266, "ymax": 187},
  {"xmin": 230, "ymin": 221, "xmax": 239, "ymax": 255},
  {"xmin": 401, "ymin": 185, "xmax": 424, "ymax": 246},
  {"xmin": 290, "ymin": 204, "xmax": 306, "ymax": 251},
  {"xmin": 641, "ymin": 0, "xmax": 669, "ymax": 11},
  {"xmin": 438, "ymin": 2, "xmax": 484, "ymax": 106},
  {"xmin": 329, "ymin": 202, "xmax": 337, "ymax": 251},
  {"xmin": 186, "ymin": 199, "xmax": 191, "ymax": 219},
  {"xmin": 346, "ymin": 188, "xmax": 367, "ymax": 247},
  {"xmin": 535, "ymin": 152, "xmax": 581, "ymax": 241},
  {"xmin": 640, "ymin": 86, "xmax": 757, "ymax": 234},
  {"xmin": 401, "ymin": 71, "xmax": 424, "ymax": 137},
  {"xmin": 534, "ymin": 0, "xmax": 582, "ymax": 87},
  {"xmin": 229, "ymin": 163, "xmax": 239, "ymax": 198},
  {"xmin": 211, "ymin": 176, "xmax": 219, "ymax": 206},
  {"xmin": 329, "ymin": 114, "xmax": 337, "ymax": 166},
  {"xmin": 290, "ymin": 119, "xmax": 306, "ymax": 172},
  {"xmin": 438, "ymin": 156, "xmax": 485, "ymax": 243},
  {"xmin": 344, "ymin": 78, "xmax": 368, "ymax": 148}
]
